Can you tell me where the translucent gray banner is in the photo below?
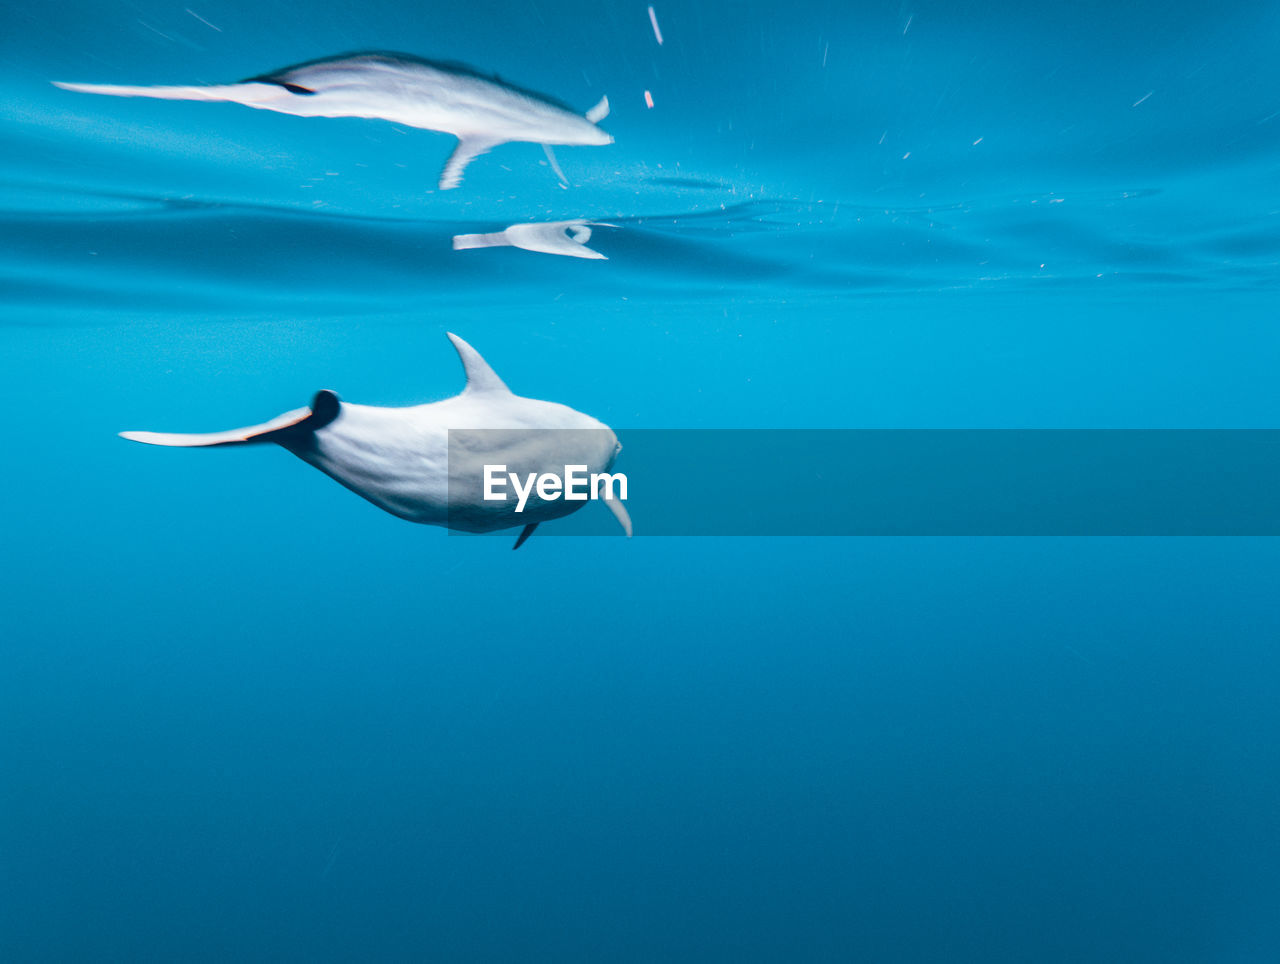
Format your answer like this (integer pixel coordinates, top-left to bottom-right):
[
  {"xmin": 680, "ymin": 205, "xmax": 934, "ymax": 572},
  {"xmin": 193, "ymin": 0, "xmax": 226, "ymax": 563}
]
[{"xmin": 448, "ymin": 430, "xmax": 1280, "ymax": 536}]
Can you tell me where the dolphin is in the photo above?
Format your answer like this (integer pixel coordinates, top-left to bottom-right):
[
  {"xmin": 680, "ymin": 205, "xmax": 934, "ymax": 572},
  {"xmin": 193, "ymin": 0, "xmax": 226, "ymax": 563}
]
[
  {"xmin": 54, "ymin": 51, "xmax": 613, "ymax": 190},
  {"xmin": 120, "ymin": 333, "xmax": 632, "ymax": 548},
  {"xmin": 453, "ymin": 219, "xmax": 612, "ymax": 259}
]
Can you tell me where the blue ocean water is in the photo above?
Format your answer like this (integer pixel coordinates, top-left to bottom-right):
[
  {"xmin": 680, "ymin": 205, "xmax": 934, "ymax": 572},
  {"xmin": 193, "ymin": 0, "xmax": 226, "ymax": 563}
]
[{"xmin": 3, "ymin": 0, "xmax": 1280, "ymax": 960}]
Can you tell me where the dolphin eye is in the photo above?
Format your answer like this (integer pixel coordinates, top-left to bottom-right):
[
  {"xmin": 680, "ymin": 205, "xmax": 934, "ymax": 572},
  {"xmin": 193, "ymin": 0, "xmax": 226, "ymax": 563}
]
[{"xmin": 280, "ymin": 82, "xmax": 316, "ymax": 95}]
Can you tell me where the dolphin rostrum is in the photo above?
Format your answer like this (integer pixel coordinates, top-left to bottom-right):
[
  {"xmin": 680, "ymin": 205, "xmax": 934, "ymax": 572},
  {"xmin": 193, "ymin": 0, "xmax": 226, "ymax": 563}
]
[
  {"xmin": 54, "ymin": 51, "xmax": 613, "ymax": 190},
  {"xmin": 120, "ymin": 333, "xmax": 632, "ymax": 548}
]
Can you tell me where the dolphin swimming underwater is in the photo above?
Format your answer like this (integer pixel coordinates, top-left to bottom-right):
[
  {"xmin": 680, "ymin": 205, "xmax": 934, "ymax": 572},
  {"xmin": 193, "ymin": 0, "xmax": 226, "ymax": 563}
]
[
  {"xmin": 54, "ymin": 51, "xmax": 613, "ymax": 190},
  {"xmin": 120, "ymin": 333, "xmax": 632, "ymax": 548}
]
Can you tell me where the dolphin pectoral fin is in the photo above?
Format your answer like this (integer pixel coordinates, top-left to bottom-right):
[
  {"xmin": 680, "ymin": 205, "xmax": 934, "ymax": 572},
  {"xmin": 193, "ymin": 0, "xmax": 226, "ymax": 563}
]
[
  {"xmin": 540, "ymin": 144, "xmax": 569, "ymax": 188},
  {"xmin": 438, "ymin": 137, "xmax": 499, "ymax": 190},
  {"xmin": 604, "ymin": 495, "xmax": 633, "ymax": 537},
  {"xmin": 120, "ymin": 390, "xmax": 340, "ymax": 448},
  {"xmin": 52, "ymin": 81, "xmax": 287, "ymax": 106},
  {"xmin": 584, "ymin": 95, "xmax": 610, "ymax": 124},
  {"xmin": 513, "ymin": 523, "xmax": 539, "ymax": 550},
  {"xmin": 596, "ymin": 480, "xmax": 632, "ymax": 538}
]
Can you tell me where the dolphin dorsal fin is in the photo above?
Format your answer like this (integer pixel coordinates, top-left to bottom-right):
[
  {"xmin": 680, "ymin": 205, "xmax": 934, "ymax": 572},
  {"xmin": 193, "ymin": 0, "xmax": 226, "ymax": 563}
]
[
  {"xmin": 446, "ymin": 332, "xmax": 511, "ymax": 395},
  {"xmin": 438, "ymin": 137, "xmax": 499, "ymax": 190},
  {"xmin": 585, "ymin": 95, "xmax": 610, "ymax": 124}
]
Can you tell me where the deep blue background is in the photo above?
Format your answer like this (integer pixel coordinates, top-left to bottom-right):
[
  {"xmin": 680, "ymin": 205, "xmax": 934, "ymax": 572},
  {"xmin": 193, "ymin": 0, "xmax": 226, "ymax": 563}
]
[{"xmin": 2, "ymin": 1, "xmax": 1279, "ymax": 960}]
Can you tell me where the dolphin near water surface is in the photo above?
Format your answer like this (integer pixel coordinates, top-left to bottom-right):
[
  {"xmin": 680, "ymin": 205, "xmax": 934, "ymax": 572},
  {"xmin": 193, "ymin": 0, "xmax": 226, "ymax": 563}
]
[
  {"xmin": 453, "ymin": 219, "xmax": 611, "ymax": 259},
  {"xmin": 54, "ymin": 51, "xmax": 612, "ymax": 190},
  {"xmin": 120, "ymin": 334, "xmax": 632, "ymax": 548}
]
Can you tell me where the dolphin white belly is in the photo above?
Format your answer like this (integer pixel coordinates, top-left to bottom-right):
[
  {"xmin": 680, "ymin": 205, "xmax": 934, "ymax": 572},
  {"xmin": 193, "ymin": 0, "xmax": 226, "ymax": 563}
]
[{"xmin": 54, "ymin": 51, "xmax": 613, "ymax": 190}]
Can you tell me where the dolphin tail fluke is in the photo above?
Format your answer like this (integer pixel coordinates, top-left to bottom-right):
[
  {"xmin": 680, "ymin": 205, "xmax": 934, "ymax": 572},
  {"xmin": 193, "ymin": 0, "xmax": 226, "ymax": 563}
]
[
  {"xmin": 513, "ymin": 523, "xmax": 539, "ymax": 550},
  {"xmin": 52, "ymin": 80, "xmax": 285, "ymax": 104},
  {"xmin": 438, "ymin": 137, "xmax": 499, "ymax": 190},
  {"xmin": 584, "ymin": 95, "xmax": 610, "ymax": 124},
  {"xmin": 120, "ymin": 390, "xmax": 340, "ymax": 448}
]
